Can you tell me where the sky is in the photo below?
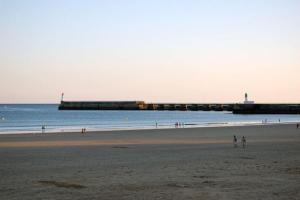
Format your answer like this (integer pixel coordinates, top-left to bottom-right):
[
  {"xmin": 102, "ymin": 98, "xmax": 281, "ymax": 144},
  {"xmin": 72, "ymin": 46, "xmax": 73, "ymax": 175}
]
[{"xmin": 0, "ymin": 0, "xmax": 299, "ymax": 103}]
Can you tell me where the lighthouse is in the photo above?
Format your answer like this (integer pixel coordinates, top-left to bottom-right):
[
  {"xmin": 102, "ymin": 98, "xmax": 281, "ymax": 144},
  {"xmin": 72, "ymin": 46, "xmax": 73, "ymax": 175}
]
[{"xmin": 244, "ymin": 93, "xmax": 254, "ymax": 104}]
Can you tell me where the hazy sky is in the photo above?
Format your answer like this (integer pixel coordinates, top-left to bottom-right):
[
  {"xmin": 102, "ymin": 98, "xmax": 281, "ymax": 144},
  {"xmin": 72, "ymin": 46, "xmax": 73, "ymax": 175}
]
[{"xmin": 0, "ymin": 0, "xmax": 299, "ymax": 103}]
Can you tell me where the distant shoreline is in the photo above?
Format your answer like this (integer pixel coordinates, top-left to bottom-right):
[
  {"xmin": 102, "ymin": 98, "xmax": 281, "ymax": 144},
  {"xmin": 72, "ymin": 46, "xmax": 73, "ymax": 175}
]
[{"xmin": 0, "ymin": 123, "xmax": 300, "ymax": 148}]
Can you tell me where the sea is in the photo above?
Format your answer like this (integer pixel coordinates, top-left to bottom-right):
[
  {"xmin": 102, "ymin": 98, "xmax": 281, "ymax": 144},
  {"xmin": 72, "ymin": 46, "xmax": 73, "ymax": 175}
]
[{"xmin": 0, "ymin": 104, "xmax": 300, "ymax": 134}]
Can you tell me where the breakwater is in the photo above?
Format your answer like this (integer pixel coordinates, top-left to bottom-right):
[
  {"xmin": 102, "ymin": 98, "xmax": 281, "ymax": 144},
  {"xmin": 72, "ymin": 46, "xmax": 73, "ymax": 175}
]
[
  {"xmin": 232, "ymin": 103, "xmax": 300, "ymax": 114},
  {"xmin": 58, "ymin": 101, "xmax": 234, "ymax": 111},
  {"xmin": 58, "ymin": 101, "xmax": 300, "ymax": 114}
]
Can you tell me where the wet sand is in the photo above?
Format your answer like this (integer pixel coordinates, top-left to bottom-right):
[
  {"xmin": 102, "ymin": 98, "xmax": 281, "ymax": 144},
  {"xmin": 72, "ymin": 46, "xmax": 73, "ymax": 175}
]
[{"xmin": 0, "ymin": 124, "xmax": 299, "ymax": 199}]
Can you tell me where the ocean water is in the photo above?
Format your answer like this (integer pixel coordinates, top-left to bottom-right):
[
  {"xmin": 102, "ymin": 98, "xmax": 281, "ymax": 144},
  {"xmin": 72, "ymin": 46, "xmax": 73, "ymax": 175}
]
[{"xmin": 0, "ymin": 104, "xmax": 300, "ymax": 134}]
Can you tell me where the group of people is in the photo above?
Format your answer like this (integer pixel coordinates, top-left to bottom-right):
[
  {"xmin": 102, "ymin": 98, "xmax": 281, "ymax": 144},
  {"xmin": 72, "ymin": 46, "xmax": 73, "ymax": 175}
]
[
  {"xmin": 81, "ymin": 128, "xmax": 87, "ymax": 134},
  {"xmin": 175, "ymin": 122, "xmax": 184, "ymax": 128},
  {"xmin": 233, "ymin": 135, "xmax": 246, "ymax": 148},
  {"xmin": 41, "ymin": 126, "xmax": 87, "ymax": 134},
  {"xmin": 262, "ymin": 118, "xmax": 282, "ymax": 124}
]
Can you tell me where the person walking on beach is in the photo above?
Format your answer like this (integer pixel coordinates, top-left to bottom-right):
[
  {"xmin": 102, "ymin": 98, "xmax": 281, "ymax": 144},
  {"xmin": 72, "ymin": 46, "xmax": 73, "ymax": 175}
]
[
  {"xmin": 41, "ymin": 125, "xmax": 45, "ymax": 134},
  {"xmin": 297, "ymin": 124, "xmax": 299, "ymax": 129},
  {"xmin": 81, "ymin": 128, "xmax": 87, "ymax": 134},
  {"xmin": 233, "ymin": 135, "xmax": 238, "ymax": 148},
  {"xmin": 242, "ymin": 136, "xmax": 246, "ymax": 148}
]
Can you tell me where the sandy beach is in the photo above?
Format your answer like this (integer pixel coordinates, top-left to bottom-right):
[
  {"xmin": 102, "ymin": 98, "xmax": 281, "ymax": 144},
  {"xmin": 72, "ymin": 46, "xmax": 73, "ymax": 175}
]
[{"xmin": 0, "ymin": 124, "xmax": 299, "ymax": 200}]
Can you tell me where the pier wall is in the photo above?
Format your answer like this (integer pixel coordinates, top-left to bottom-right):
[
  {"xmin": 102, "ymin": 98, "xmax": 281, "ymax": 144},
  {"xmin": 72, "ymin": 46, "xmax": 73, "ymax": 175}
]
[
  {"xmin": 58, "ymin": 101, "xmax": 300, "ymax": 114},
  {"xmin": 58, "ymin": 101, "xmax": 234, "ymax": 111},
  {"xmin": 232, "ymin": 104, "xmax": 300, "ymax": 114},
  {"xmin": 58, "ymin": 101, "xmax": 146, "ymax": 110}
]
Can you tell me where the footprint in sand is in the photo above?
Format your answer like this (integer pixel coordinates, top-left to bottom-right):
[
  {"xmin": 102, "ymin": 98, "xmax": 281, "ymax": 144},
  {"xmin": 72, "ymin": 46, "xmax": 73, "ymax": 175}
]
[{"xmin": 37, "ymin": 180, "xmax": 86, "ymax": 189}]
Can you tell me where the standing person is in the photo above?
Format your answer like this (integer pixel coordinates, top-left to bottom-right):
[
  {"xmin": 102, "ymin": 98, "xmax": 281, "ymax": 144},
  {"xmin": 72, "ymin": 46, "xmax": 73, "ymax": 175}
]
[
  {"xmin": 155, "ymin": 122, "xmax": 158, "ymax": 128},
  {"xmin": 297, "ymin": 124, "xmax": 299, "ymax": 129},
  {"xmin": 242, "ymin": 136, "xmax": 246, "ymax": 148},
  {"xmin": 233, "ymin": 135, "xmax": 238, "ymax": 148},
  {"xmin": 42, "ymin": 125, "xmax": 45, "ymax": 134}
]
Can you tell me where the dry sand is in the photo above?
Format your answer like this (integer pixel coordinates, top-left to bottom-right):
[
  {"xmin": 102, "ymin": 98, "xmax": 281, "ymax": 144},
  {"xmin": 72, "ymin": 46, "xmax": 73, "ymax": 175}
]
[{"xmin": 0, "ymin": 124, "xmax": 299, "ymax": 200}]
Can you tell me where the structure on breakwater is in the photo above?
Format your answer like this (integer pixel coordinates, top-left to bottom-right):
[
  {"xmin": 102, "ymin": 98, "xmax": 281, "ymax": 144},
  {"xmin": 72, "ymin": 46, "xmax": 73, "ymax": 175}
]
[
  {"xmin": 58, "ymin": 93, "xmax": 300, "ymax": 114},
  {"xmin": 59, "ymin": 101, "xmax": 146, "ymax": 110},
  {"xmin": 58, "ymin": 101, "xmax": 300, "ymax": 114},
  {"xmin": 232, "ymin": 103, "xmax": 300, "ymax": 114},
  {"xmin": 58, "ymin": 101, "xmax": 234, "ymax": 111}
]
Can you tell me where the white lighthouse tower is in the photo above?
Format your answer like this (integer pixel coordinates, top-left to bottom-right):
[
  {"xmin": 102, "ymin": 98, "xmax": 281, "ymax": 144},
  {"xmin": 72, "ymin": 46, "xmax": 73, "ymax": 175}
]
[{"xmin": 244, "ymin": 93, "xmax": 254, "ymax": 104}]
